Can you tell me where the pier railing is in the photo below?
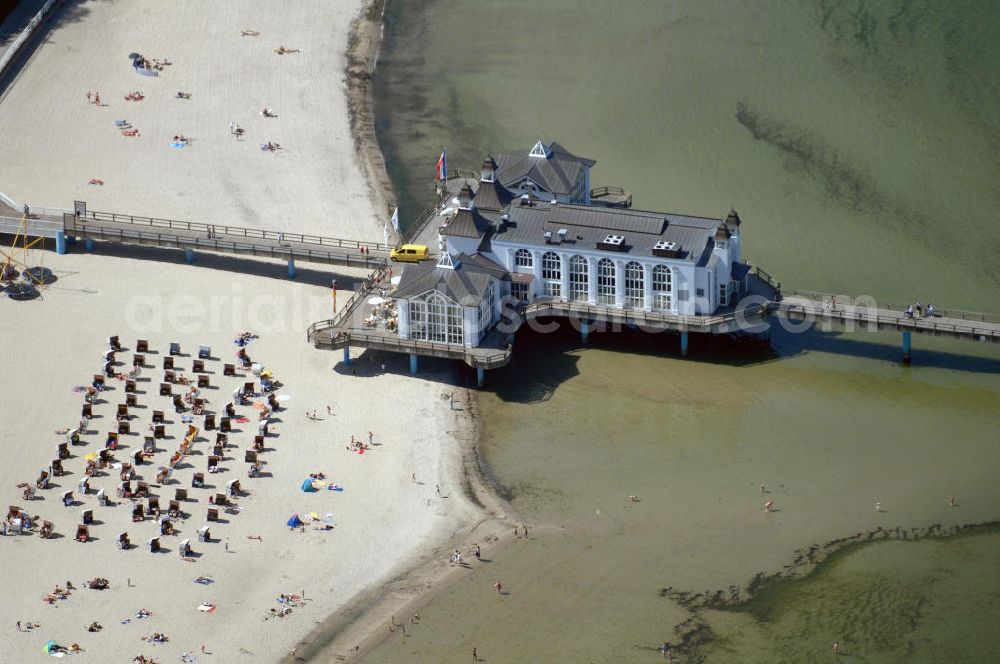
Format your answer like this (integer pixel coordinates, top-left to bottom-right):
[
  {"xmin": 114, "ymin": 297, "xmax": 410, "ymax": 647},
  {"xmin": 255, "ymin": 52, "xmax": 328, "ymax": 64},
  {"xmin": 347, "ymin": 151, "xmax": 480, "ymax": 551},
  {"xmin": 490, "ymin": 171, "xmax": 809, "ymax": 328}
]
[
  {"xmin": 524, "ymin": 299, "xmax": 770, "ymax": 330},
  {"xmin": 72, "ymin": 210, "xmax": 392, "ymax": 252},
  {"xmin": 781, "ymin": 288, "xmax": 1000, "ymax": 325}
]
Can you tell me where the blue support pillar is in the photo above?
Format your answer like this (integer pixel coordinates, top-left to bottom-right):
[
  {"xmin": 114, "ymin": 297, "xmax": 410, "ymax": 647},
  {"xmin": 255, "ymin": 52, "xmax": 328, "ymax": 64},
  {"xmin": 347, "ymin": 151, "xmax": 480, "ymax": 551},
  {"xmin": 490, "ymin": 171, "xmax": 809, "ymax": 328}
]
[
  {"xmin": 287, "ymin": 256, "xmax": 297, "ymax": 279},
  {"xmin": 902, "ymin": 331, "xmax": 912, "ymax": 365},
  {"xmin": 409, "ymin": 353, "xmax": 418, "ymax": 375},
  {"xmin": 55, "ymin": 231, "xmax": 67, "ymax": 255},
  {"xmin": 581, "ymin": 321, "xmax": 590, "ymax": 344},
  {"xmin": 67, "ymin": 235, "xmax": 78, "ymax": 245},
  {"xmin": 680, "ymin": 331, "xmax": 689, "ymax": 357},
  {"xmin": 342, "ymin": 345, "xmax": 350, "ymax": 366},
  {"xmin": 84, "ymin": 238, "xmax": 94, "ymax": 252},
  {"xmin": 476, "ymin": 366, "xmax": 485, "ymax": 388},
  {"xmin": 185, "ymin": 248, "xmax": 195, "ymax": 263}
]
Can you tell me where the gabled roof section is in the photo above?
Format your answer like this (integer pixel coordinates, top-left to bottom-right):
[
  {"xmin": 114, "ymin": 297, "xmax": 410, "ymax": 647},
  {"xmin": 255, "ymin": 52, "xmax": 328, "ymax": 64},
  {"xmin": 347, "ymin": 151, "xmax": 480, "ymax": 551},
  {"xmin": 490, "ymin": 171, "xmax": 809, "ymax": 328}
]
[
  {"xmin": 440, "ymin": 208, "xmax": 491, "ymax": 239},
  {"xmin": 495, "ymin": 142, "xmax": 596, "ymax": 198},
  {"xmin": 394, "ymin": 253, "xmax": 508, "ymax": 303},
  {"xmin": 472, "ymin": 178, "xmax": 513, "ymax": 212}
]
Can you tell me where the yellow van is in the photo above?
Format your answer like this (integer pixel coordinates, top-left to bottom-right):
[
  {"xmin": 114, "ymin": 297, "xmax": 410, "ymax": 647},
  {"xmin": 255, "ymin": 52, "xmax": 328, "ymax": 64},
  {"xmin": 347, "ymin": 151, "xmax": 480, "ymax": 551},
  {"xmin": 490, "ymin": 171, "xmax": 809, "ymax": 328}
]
[{"xmin": 390, "ymin": 244, "xmax": 429, "ymax": 263}]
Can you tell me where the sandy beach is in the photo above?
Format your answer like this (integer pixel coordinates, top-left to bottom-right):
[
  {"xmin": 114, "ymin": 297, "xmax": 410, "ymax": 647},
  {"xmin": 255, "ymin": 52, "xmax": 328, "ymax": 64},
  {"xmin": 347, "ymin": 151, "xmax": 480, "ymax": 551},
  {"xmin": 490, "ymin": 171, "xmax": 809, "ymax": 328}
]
[
  {"xmin": 0, "ymin": 246, "xmax": 494, "ymax": 663},
  {"xmin": 0, "ymin": 1, "xmax": 514, "ymax": 662},
  {"xmin": 0, "ymin": 0, "xmax": 384, "ymax": 237}
]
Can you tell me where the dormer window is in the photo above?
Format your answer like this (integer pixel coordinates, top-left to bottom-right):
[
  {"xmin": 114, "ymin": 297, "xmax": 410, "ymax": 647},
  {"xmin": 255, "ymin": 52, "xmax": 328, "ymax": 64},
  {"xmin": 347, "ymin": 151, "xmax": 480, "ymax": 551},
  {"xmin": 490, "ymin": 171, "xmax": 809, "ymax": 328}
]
[
  {"xmin": 457, "ymin": 184, "xmax": 475, "ymax": 210},
  {"xmin": 436, "ymin": 252, "xmax": 458, "ymax": 270},
  {"xmin": 529, "ymin": 140, "xmax": 549, "ymax": 159},
  {"xmin": 480, "ymin": 156, "xmax": 497, "ymax": 183}
]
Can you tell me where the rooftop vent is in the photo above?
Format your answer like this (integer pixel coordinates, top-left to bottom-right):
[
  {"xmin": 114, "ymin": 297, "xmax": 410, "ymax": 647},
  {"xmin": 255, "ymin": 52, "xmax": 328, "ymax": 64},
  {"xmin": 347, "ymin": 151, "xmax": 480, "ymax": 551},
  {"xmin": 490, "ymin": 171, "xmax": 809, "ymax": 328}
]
[
  {"xmin": 520, "ymin": 193, "xmax": 531, "ymax": 206},
  {"xmin": 543, "ymin": 230, "xmax": 553, "ymax": 243},
  {"xmin": 652, "ymin": 240, "xmax": 681, "ymax": 258},
  {"xmin": 557, "ymin": 228, "xmax": 568, "ymax": 240},
  {"xmin": 597, "ymin": 234, "xmax": 626, "ymax": 252}
]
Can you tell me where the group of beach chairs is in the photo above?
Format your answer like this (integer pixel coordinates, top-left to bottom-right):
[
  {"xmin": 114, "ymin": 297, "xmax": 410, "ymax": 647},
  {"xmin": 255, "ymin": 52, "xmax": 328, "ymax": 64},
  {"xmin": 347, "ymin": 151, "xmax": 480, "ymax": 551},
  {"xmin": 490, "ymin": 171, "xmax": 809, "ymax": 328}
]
[{"xmin": 12, "ymin": 334, "xmax": 283, "ymax": 555}]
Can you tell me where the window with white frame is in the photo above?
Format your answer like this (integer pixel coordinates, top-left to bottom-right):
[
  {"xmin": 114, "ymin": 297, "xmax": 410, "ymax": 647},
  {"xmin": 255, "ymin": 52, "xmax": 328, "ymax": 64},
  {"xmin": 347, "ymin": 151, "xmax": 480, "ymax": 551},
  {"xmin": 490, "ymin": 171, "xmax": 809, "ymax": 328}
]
[
  {"xmin": 652, "ymin": 265, "xmax": 672, "ymax": 311},
  {"xmin": 568, "ymin": 255, "xmax": 588, "ymax": 301},
  {"xmin": 511, "ymin": 282, "xmax": 528, "ymax": 303},
  {"xmin": 624, "ymin": 261, "xmax": 644, "ymax": 309},
  {"xmin": 514, "ymin": 248, "xmax": 533, "ymax": 271},
  {"xmin": 408, "ymin": 292, "xmax": 464, "ymax": 345},
  {"xmin": 542, "ymin": 251, "xmax": 561, "ymax": 297},
  {"xmin": 719, "ymin": 282, "xmax": 729, "ymax": 307},
  {"xmin": 478, "ymin": 281, "xmax": 496, "ymax": 339},
  {"xmin": 597, "ymin": 258, "xmax": 616, "ymax": 305}
]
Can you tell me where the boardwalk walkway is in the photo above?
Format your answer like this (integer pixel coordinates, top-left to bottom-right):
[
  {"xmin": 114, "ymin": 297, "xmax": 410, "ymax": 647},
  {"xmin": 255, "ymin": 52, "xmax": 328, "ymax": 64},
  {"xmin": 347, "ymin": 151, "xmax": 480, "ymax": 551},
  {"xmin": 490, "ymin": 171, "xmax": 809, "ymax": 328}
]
[{"xmin": 775, "ymin": 294, "xmax": 1000, "ymax": 344}]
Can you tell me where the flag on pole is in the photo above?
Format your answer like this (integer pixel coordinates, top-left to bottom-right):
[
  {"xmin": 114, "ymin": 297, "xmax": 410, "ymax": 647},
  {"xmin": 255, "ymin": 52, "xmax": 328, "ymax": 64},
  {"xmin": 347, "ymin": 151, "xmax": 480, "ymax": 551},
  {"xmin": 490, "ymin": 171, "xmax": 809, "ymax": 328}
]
[
  {"xmin": 435, "ymin": 149, "xmax": 447, "ymax": 181},
  {"xmin": 390, "ymin": 206, "xmax": 400, "ymax": 233}
]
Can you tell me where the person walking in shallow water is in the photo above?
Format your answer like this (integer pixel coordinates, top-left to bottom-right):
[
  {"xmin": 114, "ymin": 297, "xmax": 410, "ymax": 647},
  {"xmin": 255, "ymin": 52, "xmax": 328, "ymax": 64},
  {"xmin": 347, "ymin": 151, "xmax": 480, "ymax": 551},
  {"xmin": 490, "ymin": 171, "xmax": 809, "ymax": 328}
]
[
  {"xmin": 833, "ymin": 640, "xmax": 840, "ymax": 654},
  {"xmin": 764, "ymin": 500, "xmax": 774, "ymax": 512}
]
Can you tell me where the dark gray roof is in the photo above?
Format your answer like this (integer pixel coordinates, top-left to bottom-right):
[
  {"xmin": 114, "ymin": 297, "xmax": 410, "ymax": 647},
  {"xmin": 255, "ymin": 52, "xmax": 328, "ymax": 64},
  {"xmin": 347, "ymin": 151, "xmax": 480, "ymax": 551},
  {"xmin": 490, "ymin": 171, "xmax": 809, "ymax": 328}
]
[
  {"xmin": 495, "ymin": 141, "xmax": 596, "ymax": 198},
  {"xmin": 493, "ymin": 200, "xmax": 722, "ymax": 264},
  {"xmin": 394, "ymin": 253, "xmax": 508, "ymax": 304},
  {"xmin": 473, "ymin": 179, "xmax": 513, "ymax": 212},
  {"xmin": 440, "ymin": 208, "xmax": 491, "ymax": 239}
]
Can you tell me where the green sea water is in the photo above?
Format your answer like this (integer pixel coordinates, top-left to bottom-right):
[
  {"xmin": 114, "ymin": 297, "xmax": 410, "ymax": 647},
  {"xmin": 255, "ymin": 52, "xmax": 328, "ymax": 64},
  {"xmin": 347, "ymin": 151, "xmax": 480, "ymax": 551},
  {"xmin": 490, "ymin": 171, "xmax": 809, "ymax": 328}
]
[{"xmin": 351, "ymin": 1, "xmax": 1000, "ymax": 662}]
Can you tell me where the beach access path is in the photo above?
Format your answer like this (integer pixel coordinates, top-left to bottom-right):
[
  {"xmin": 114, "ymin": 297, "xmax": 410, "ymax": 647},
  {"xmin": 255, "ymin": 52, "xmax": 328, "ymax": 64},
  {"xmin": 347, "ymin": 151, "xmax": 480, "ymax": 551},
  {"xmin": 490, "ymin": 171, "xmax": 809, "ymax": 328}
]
[{"xmin": 0, "ymin": 0, "xmax": 382, "ymax": 239}]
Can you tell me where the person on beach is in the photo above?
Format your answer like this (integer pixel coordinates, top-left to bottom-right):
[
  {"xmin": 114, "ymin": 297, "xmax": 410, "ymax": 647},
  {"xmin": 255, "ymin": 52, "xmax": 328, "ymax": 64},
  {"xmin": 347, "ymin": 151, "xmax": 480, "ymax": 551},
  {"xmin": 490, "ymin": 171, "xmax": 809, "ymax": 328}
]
[
  {"xmin": 475, "ymin": 544, "xmax": 481, "ymax": 561},
  {"xmin": 949, "ymin": 496, "xmax": 958, "ymax": 507},
  {"xmin": 436, "ymin": 484, "xmax": 440, "ymax": 496},
  {"xmin": 472, "ymin": 647, "xmax": 477, "ymax": 661},
  {"xmin": 760, "ymin": 483, "xmax": 766, "ymax": 493},
  {"xmin": 94, "ymin": 92, "xmax": 100, "ymax": 105},
  {"xmin": 833, "ymin": 640, "xmax": 840, "ymax": 654},
  {"xmin": 493, "ymin": 580, "xmax": 502, "ymax": 595},
  {"xmin": 875, "ymin": 501, "xmax": 883, "ymax": 512},
  {"xmin": 86, "ymin": 91, "xmax": 91, "ymax": 103},
  {"xmin": 764, "ymin": 500, "xmax": 774, "ymax": 512}
]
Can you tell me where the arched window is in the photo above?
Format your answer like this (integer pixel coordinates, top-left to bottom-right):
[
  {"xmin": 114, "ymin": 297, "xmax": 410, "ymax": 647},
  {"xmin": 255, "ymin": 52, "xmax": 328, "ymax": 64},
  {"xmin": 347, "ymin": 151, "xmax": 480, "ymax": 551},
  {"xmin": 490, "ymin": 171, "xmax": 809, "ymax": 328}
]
[
  {"xmin": 652, "ymin": 265, "xmax": 672, "ymax": 311},
  {"xmin": 568, "ymin": 255, "xmax": 588, "ymax": 301},
  {"xmin": 408, "ymin": 291, "xmax": 464, "ymax": 345},
  {"xmin": 514, "ymin": 248, "xmax": 533, "ymax": 270},
  {"xmin": 624, "ymin": 262, "xmax": 644, "ymax": 309},
  {"xmin": 597, "ymin": 258, "xmax": 616, "ymax": 305},
  {"xmin": 542, "ymin": 251, "xmax": 562, "ymax": 297}
]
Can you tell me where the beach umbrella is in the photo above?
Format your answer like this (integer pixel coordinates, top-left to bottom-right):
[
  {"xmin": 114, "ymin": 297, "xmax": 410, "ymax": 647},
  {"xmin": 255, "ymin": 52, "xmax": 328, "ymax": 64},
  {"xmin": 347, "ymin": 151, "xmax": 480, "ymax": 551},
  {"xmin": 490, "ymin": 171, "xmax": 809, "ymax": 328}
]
[
  {"xmin": 128, "ymin": 52, "xmax": 141, "ymax": 60},
  {"xmin": 44, "ymin": 640, "xmax": 56, "ymax": 654},
  {"xmin": 85, "ymin": 452, "xmax": 98, "ymax": 461}
]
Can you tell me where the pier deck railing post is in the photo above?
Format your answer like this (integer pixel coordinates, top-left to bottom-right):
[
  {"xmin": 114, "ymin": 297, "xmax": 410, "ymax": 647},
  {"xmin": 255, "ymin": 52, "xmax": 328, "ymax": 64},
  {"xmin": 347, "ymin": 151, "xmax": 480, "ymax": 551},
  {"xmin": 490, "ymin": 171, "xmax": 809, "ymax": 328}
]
[{"xmin": 902, "ymin": 330, "xmax": 912, "ymax": 364}]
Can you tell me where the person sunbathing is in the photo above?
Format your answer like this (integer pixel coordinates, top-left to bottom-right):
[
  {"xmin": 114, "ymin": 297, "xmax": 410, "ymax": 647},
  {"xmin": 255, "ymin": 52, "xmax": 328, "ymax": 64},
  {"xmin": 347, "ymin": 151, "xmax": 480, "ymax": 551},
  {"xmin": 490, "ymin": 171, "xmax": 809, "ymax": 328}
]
[
  {"xmin": 241, "ymin": 29, "xmax": 260, "ymax": 36},
  {"xmin": 88, "ymin": 178, "xmax": 104, "ymax": 185},
  {"xmin": 87, "ymin": 621, "xmax": 102, "ymax": 632},
  {"xmin": 175, "ymin": 91, "xmax": 191, "ymax": 99},
  {"xmin": 262, "ymin": 108, "xmax": 277, "ymax": 117}
]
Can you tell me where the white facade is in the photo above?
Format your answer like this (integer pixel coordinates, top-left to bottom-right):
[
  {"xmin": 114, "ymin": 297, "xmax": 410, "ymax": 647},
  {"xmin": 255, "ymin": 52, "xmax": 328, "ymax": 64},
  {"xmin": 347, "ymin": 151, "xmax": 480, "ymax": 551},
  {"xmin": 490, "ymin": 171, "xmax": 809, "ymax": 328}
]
[{"xmin": 490, "ymin": 234, "xmax": 740, "ymax": 317}]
